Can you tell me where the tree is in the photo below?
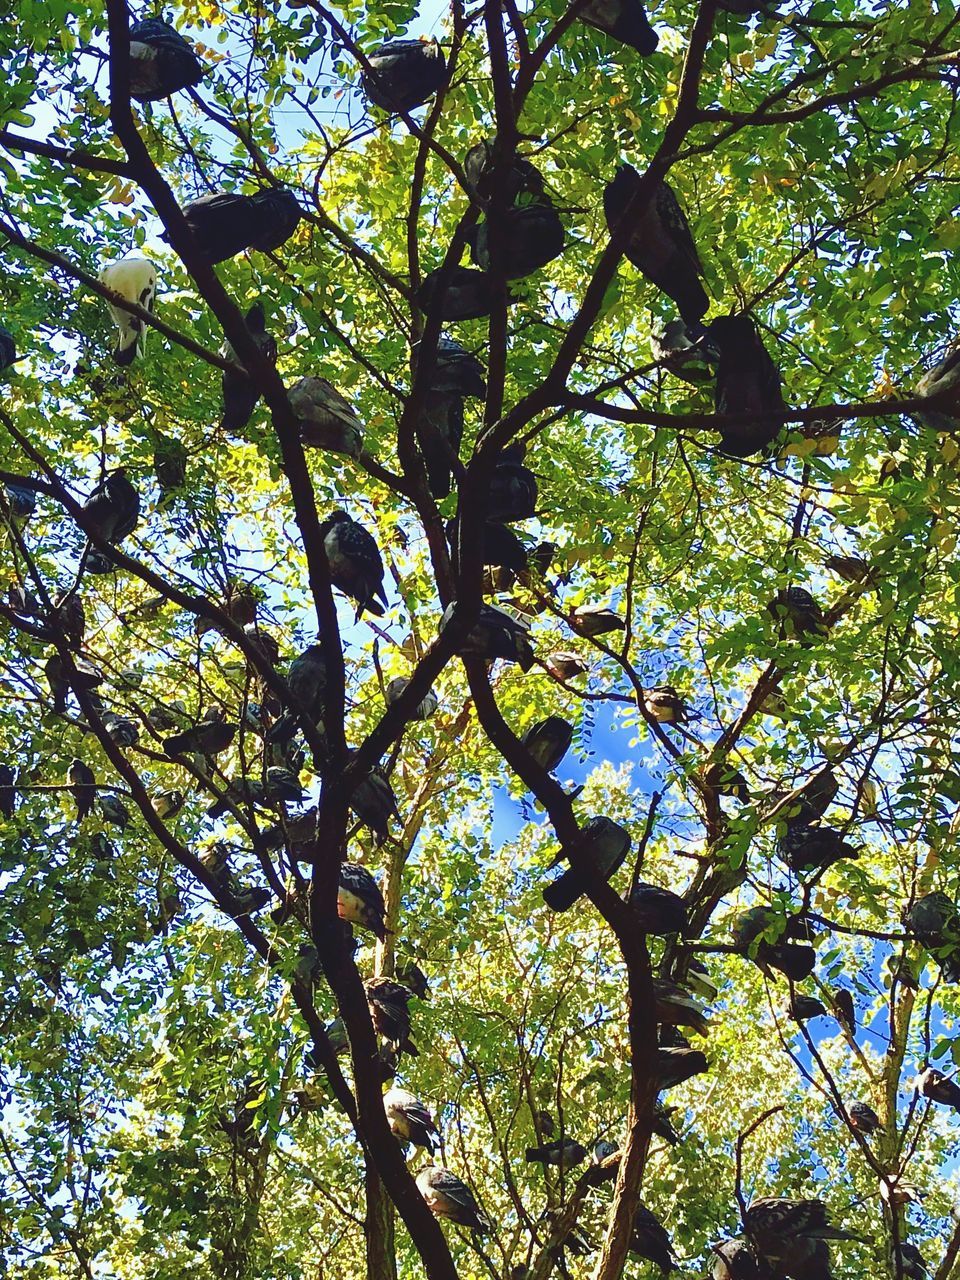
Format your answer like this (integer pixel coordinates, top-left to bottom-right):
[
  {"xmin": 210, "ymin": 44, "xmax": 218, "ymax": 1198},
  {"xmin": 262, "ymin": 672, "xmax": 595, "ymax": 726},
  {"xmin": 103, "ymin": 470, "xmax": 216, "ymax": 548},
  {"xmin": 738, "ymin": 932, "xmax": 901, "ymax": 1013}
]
[{"xmin": 1, "ymin": 0, "xmax": 960, "ymax": 1276}]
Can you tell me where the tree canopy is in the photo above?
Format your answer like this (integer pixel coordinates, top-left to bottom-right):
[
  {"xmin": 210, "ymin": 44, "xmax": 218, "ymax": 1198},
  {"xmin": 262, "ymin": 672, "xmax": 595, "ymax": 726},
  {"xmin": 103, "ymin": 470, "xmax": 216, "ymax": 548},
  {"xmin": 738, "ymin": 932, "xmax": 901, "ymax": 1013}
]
[{"xmin": 2, "ymin": 1, "xmax": 960, "ymax": 1277}]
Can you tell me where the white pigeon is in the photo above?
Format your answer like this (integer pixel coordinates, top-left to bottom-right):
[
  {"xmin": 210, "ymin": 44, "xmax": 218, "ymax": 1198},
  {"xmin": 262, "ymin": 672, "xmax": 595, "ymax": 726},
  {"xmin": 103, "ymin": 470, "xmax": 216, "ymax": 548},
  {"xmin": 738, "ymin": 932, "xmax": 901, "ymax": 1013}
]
[{"xmin": 98, "ymin": 257, "xmax": 157, "ymax": 366}]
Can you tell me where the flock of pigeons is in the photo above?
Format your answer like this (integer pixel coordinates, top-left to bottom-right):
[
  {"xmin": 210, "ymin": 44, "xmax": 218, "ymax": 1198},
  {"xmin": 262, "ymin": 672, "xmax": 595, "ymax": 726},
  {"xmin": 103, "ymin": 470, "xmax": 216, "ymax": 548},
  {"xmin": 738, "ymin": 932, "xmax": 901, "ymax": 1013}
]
[{"xmin": 1, "ymin": 6, "xmax": 958, "ymax": 1279}]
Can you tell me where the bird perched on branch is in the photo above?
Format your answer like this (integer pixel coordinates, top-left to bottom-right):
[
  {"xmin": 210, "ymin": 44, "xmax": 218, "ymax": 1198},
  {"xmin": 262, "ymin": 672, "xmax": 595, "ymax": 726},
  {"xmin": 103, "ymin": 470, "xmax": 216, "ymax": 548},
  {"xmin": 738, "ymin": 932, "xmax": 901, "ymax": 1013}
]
[
  {"xmin": 0, "ymin": 324, "xmax": 16, "ymax": 372},
  {"xmin": 767, "ymin": 587, "xmax": 826, "ymax": 642},
  {"xmin": 653, "ymin": 979, "xmax": 712, "ymax": 1036},
  {"xmin": 644, "ymin": 685, "xmax": 688, "ymax": 724},
  {"xmin": 488, "ymin": 450, "xmax": 538, "ymax": 522},
  {"xmin": 152, "ymin": 789, "xmax": 184, "ymax": 820},
  {"xmin": 825, "ymin": 554, "xmax": 877, "ymax": 589},
  {"xmin": 789, "ymin": 995, "xmax": 827, "ymax": 1022},
  {"xmin": 365, "ymin": 977, "xmax": 418, "ymax": 1056},
  {"xmin": 220, "ymin": 302, "xmax": 277, "ymax": 434},
  {"xmin": 4, "ymin": 479, "xmax": 37, "ymax": 525},
  {"xmin": 127, "ymin": 17, "xmax": 205, "ymax": 101},
  {"xmin": 604, "ymin": 166, "xmax": 707, "ymax": 327},
  {"xmin": 80, "ymin": 468, "xmax": 140, "ymax": 565},
  {"xmin": 416, "ymin": 1165, "xmax": 491, "ymax": 1232},
  {"xmin": 833, "ymin": 988, "xmax": 856, "ymax": 1035},
  {"xmin": 152, "ymin": 433, "xmax": 187, "ymax": 500},
  {"xmin": 384, "ymin": 676, "xmax": 438, "ymax": 721},
  {"xmin": 337, "ymin": 862, "xmax": 387, "ymax": 939},
  {"xmin": 99, "ymin": 258, "xmax": 157, "ymax": 366},
  {"xmin": 463, "ymin": 141, "xmax": 547, "ymax": 205},
  {"xmin": 731, "ymin": 907, "xmax": 815, "ymax": 981},
  {"xmin": 45, "ymin": 653, "xmax": 103, "ymax": 714},
  {"xmin": 384, "ymin": 1087, "xmax": 439, "ymax": 1152},
  {"xmin": 439, "ymin": 601, "xmax": 534, "ymax": 670},
  {"xmin": 631, "ymin": 881, "xmax": 689, "ymax": 935},
  {"xmin": 543, "ymin": 815, "xmax": 631, "ymax": 911},
  {"xmin": 319, "ymin": 511, "xmax": 388, "ymax": 619},
  {"xmin": 103, "ymin": 712, "xmax": 139, "ymax": 748},
  {"xmin": 630, "ymin": 1204, "xmax": 677, "ymax": 1272},
  {"xmin": 915, "ymin": 344, "xmax": 960, "ymax": 432},
  {"xmin": 656, "ymin": 1046, "xmax": 708, "ymax": 1090},
  {"xmin": 362, "ymin": 38, "xmax": 449, "ymax": 112},
  {"xmin": 651, "ymin": 319, "xmax": 719, "ymax": 382},
  {"xmin": 709, "ymin": 313, "xmax": 785, "ymax": 458},
  {"xmin": 468, "ymin": 200, "xmax": 566, "ymax": 280},
  {"xmin": 521, "ymin": 716, "xmax": 573, "ymax": 773},
  {"xmin": 779, "ymin": 824, "xmax": 859, "ymax": 875},
  {"xmin": 164, "ymin": 720, "xmax": 237, "ymax": 758},
  {"xmin": 847, "ymin": 1101, "xmax": 880, "ymax": 1135},
  {"xmin": 177, "ymin": 188, "xmax": 302, "ymax": 263},
  {"xmin": 345, "ymin": 759, "xmax": 400, "ymax": 845},
  {"xmin": 903, "ymin": 891, "xmax": 960, "ymax": 981},
  {"xmin": 447, "ymin": 516, "xmax": 529, "ymax": 575},
  {"xmin": 546, "ymin": 652, "xmax": 589, "ymax": 681},
  {"xmin": 290, "ymin": 376, "xmax": 364, "ymax": 459},
  {"xmin": 745, "ymin": 1197, "xmax": 865, "ymax": 1267},
  {"xmin": 267, "ymin": 643, "xmax": 327, "ymax": 746},
  {"xmin": 916, "ymin": 1066, "xmax": 960, "ymax": 1111},
  {"xmin": 711, "ymin": 1237, "xmax": 766, "ymax": 1280},
  {"xmin": 572, "ymin": 603, "xmax": 624, "ymax": 638},
  {"xmin": 0, "ymin": 764, "xmax": 16, "ymax": 820},
  {"xmin": 99, "ymin": 794, "xmax": 130, "ymax": 829},
  {"xmin": 579, "ymin": 0, "xmax": 658, "ymax": 53},
  {"xmin": 69, "ymin": 758, "xmax": 95, "ymax": 821},
  {"xmin": 413, "ymin": 335, "xmax": 485, "ymax": 499},
  {"xmin": 50, "ymin": 591, "xmax": 85, "ymax": 649},
  {"xmin": 417, "ymin": 266, "xmax": 515, "ymax": 321},
  {"xmin": 775, "ymin": 767, "xmax": 838, "ymax": 826},
  {"xmin": 897, "ymin": 1242, "xmax": 930, "ymax": 1279},
  {"xmin": 526, "ymin": 1138, "xmax": 587, "ymax": 1170}
]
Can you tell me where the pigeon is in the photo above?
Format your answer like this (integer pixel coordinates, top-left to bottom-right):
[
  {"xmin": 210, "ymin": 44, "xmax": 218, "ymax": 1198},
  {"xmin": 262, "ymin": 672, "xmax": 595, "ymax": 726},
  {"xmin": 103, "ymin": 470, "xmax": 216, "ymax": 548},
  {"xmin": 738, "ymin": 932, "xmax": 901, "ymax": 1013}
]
[
  {"xmin": 98, "ymin": 258, "xmax": 157, "ymax": 366},
  {"xmin": 631, "ymin": 881, "xmax": 688, "ymax": 935},
  {"xmin": 51, "ymin": 591, "xmax": 85, "ymax": 649},
  {"xmin": 3, "ymin": 480, "xmax": 37, "ymax": 525},
  {"xmin": 651, "ymin": 319, "xmax": 720, "ymax": 382},
  {"xmin": 653, "ymin": 979, "xmax": 712, "ymax": 1036},
  {"xmin": 711, "ymin": 1238, "xmax": 767, "ymax": 1280},
  {"xmin": 99, "ymin": 793, "xmax": 130, "ymax": 829},
  {"xmin": 439, "ymin": 601, "xmax": 534, "ymax": 670},
  {"xmin": 525, "ymin": 1138, "xmax": 587, "ymax": 1170},
  {"xmin": 164, "ymin": 721, "xmax": 237, "ymax": 758},
  {"xmin": 267, "ymin": 643, "xmax": 327, "ymax": 745},
  {"xmin": 777, "ymin": 768, "xmax": 839, "ymax": 826},
  {"xmin": 263, "ymin": 767, "xmax": 304, "ymax": 807},
  {"xmin": 779, "ymin": 824, "xmax": 858, "ymax": 874},
  {"xmin": 0, "ymin": 764, "xmax": 16, "ymax": 819},
  {"xmin": 488, "ymin": 451, "xmax": 538, "ymax": 522},
  {"xmin": 521, "ymin": 716, "xmax": 573, "ymax": 773},
  {"xmin": 629, "ymin": 1204, "xmax": 676, "ymax": 1272},
  {"xmin": 572, "ymin": 603, "xmax": 624, "ymax": 638},
  {"xmin": 319, "ymin": 511, "xmax": 387, "ymax": 619},
  {"xmin": 127, "ymin": 17, "xmax": 205, "ymax": 101},
  {"xmin": 396, "ymin": 960, "xmax": 429, "ymax": 999},
  {"xmin": 915, "ymin": 344, "xmax": 960, "ymax": 432},
  {"xmin": 417, "ymin": 267, "xmax": 517, "ymax": 322},
  {"xmin": 153, "ymin": 433, "xmax": 187, "ymax": 498},
  {"xmin": 69, "ymin": 758, "xmax": 96, "ymax": 821},
  {"xmin": 767, "ymin": 587, "xmax": 826, "ymax": 642},
  {"xmin": 847, "ymin": 1101, "xmax": 880, "ymax": 1135},
  {"xmin": 290, "ymin": 376, "xmax": 364, "ymax": 459},
  {"xmin": 644, "ymin": 685, "xmax": 687, "ymax": 724},
  {"xmin": 789, "ymin": 995, "xmax": 827, "ymax": 1022},
  {"xmin": 903, "ymin": 892, "xmax": 960, "ymax": 981},
  {"xmin": 543, "ymin": 815, "xmax": 631, "ymax": 911},
  {"xmin": 0, "ymin": 324, "xmax": 16, "ymax": 372},
  {"xmin": 384, "ymin": 1087, "xmax": 439, "ymax": 1152},
  {"xmin": 338, "ymin": 862, "xmax": 387, "ymax": 939},
  {"xmin": 448, "ymin": 517, "xmax": 528, "ymax": 574},
  {"xmin": 421, "ymin": 334, "xmax": 488, "ymax": 398},
  {"xmin": 177, "ymin": 188, "xmax": 302, "ymax": 263},
  {"xmin": 594, "ymin": 1137, "xmax": 620, "ymax": 1163},
  {"xmin": 80, "ymin": 468, "xmax": 140, "ymax": 551},
  {"xmin": 579, "ymin": 0, "xmax": 658, "ymax": 53},
  {"xmin": 45, "ymin": 654, "xmax": 103, "ymax": 714},
  {"xmin": 207, "ymin": 777, "xmax": 266, "ymax": 818},
  {"xmin": 416, "ymin": 1165, "xmax": 491, "ymax": 1232},
  {"xmin": 546, "ymin": 652, "xmax": 588, "ymax": 681},
  {"xmin": 709, "ymin": 313, "xmax": 785, "ymax": 457},
  {"xmin": 652, "ymin": 1107, "xmax": 682, "ymax": 1147},
  {"xmin": 744, "ymin": 1198, "xmax": 864, "ymax": 1264},
  {"xmin": 384, "ymin": 676, "xmax": 438, "ymax": 721},
  {"xmin": 731, "ymin": 907, "xmax": 816, "ymax": 981},
  {"xmin": 824, "ymin": 554, "xmax": 877, "ymax": 589},
  {"xmin": 152, "ymin": 790, "xmax": 185, "ymax": 821},
  {"xmin": 365, "ymin": 978, "xmax": 418, "ymax": 1056},
  {"xmin": 220, "ymin": 303, "xmax": 277, "ymax": 434},
  {"xmin": 656, "ymin": 1046, "xmax": 708, "ymax": 1090},
  {"xmin": 362, "ymin": 38, "xmax": 449, "ymax": 112},
  {"xmin": 916, "ymin": 1066, "xmax": 960, "ymax": 1111},
  {"xmin": 897, "ymin": 1242, "xmax": 929, "ymax": 1279},
  {"xmin": 684, "ymin": 958, "xmax": 718, "ymax": 1002},
  {"xmin": 347, "ymin": 760, "xmax": 400, "ymax": 845},
  {"xmin": 833, "ymin": 989, "xmax": 856, "ymax": 1035},
  {"xmin": 103, "ymin": 713, "xmax": 139, "ymax": 747},
  {"xmin": 467, "ymin": 201, "xmax": 565, "ymax": 279},
  {"xmin": 604, "ymin": 166, "xmax": 706, "ymax": 327},
  {"xmin": 704, "ymin": 761, "xmax": 749, "ymax": 800}
]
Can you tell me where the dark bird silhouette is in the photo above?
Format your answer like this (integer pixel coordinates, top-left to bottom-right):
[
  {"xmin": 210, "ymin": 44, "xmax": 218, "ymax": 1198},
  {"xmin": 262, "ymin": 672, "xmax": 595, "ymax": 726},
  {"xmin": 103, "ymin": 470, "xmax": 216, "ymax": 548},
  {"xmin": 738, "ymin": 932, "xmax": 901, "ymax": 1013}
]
[
  {"xmin": 488, "ymin": 451, "xmax": 538, "ymax": 522},
  {"xmin": 651, "ymin": 319, "xmax": 719, "ymax": 382},
  {"xmin": 81, "ymin": 468, "xmax": 140, "ymax": 553},
  {"xmin": 903, "ymin": 891, "xmax": 960, "ymax": 981},
  {"xmin": 789, "ymin": 995, "xmax": 827, "ymax": 1022},
  {"xmin": 526, "ymin": 1138, "xmax": 587, "ymax": 1170},
  {"xmin": 319, "ymin": 511, "xmax": 387, "ymax": 619},
  {"xmin": 45, "ymin": 654, "xmax": 103, "ymax": 714},
  {"xmin": 384, "ymin": 676, "xmax": 438, "ymax": 721},
  {"xmin": 152, "ymin": 789, "xmax": 185, "ymax": 820},
  {"xmin": 347, "ymin": 760, "xmax": 400, "ymax": 845},
  {"xmin": 104, "ymin": 712, "xmax": 139, "ymax": 747},
  {"xmin": 716, "ymin": 0, "xmax": 766, "ymax": 12},
  {"xmin": 630, "ymin": 1204, "xmax": 676, "ymax": 1272},
  {"xmin": 164, "ymin": 721, "xmax": 237, "ymax": 758},
  {"xmin": 413, "ymin": 334, "xmax": 486, "ymax": 497},
  {"xmin": 654, "ymin": 979, "xmax": 712, "ymax": 1036},
  {"xmin": 644, "ymin": 685, "xmax": 687, "ymax": 724},
  {"xmin": 384, "ymin": 1087, "xmax": 439, "ymax": 1152},
  {"xmin": 153, "ymin": 433, "xmax": 187, "ymax": 498},
  {"xmin": 652, "ymin": 1107, "xmax": 681, "ymax": 1146},
  {"xmin": 290, "ymin": 376, "xmax": 364, "ymax": 458},
  {"xmin": 898, "ymin": 1242, "xmax": 929, "ymax": 1279},
  {"xmin": 0, "ymin": 324, "xmax": 16, "ymax": 372},
  {"xmin": 127, "ymin": 17, "xmax": 205, "ymax": 101},
  {"xmin": 220, "ymin": 303, "xmax": 277, "ymax": 434},
  {"xmin": 3, "ymin": 479, "xmax": 37, "ymax": 525},
  {"xmin": 463, "ymin": 141, "xmax": 547, "ymax": 204},
  {"xmin": 604, "ymin": 166, "xmax": 706, "ymax": 327},
  {"xmin": 709, "ymin": 313, "xmax": 785, "ymax": 457},
  {"xmin": 546, "ymin": 651, "xmax": 589, "ymax": 681},
  {"xmin": 338, "ymin": 862, "xmax": 387, "ymax": 939},
  {"xmin": 51, "ymin": 591, "xmax": 85, "ymax": 649},
  {"xmin": 177, "ymin": 188, "xmax": 302, "ymax": 263},
  {"xmin": 745, "ymin": 1198, "xmax": 865, "ymax": 1265},
  {"xmin": 439, "ymin": 601, "xmax": 534, "ymax": 670},
  {"xmin": 685, "ymin": 957, "xmax": 718, "ymax": 1002},
  {"xmin": 579, "ymin": 0, "xmax": 658, "ymax": 53},
  {"xmin": 915, "ymin": 345, "xmax": 960, "ymax": 432},
  {"xmin": 98, "ymin": 793, "xmax": 129, "ymax": 829},
  {"xmin": 847, "ymin": 1100, "xmax": 880, "ymax": 1135},
  {"xmin": 365, "ymin": 977, "xmax": 418, "ymax": 1056},
  {"xmin": 268, "ymin": 643, "xmax": 327, "ymax": 745},
  {"xmin": 396, "ymin": 960, "xmax": 430, "ymax": 999},
  {"xmin": 833, "ymin": 988, "xmax": 856, "ymax": 1035},
  {"xmin": 825, "ymin": 554, "xmax": 877, "ymax": 589},
  {"xmin": 521, "ymin": 716, "xmax": 573, "ymax": 773},
  {"xmin": 780, "ymin": 824, "xmax": 858, "ymax": 874},
  {"xmin": 362, "ymin": 38, "xmax": 449, "ymax": 112},
  {"xmin": 194, "ymin": 579, "xmax": 258, "ymax": 637},
  {"xmin": 69, "ymin": 758, "xmax": 95, "ymax": 821},
  {"xmin": 572, "ymin": 603, "xmax": 624, "ymax": 637},
  {"xmin": 543, "ymin": 815, "xmax": 631, "ymax": 911},
  {"xmin": 916, "ymin": 1066, "xmax": 960, "ymax": 1111},
  {"xmin": 777, "ymin": 767, "xmax": 838, "ymax": 826},
  {"xmin": 656, "ymin": 1046, "xmax": 708, "ymax": 1090},
  {"xmin": 767, "ymin": 587, "xmax": 826, "ymax": 642},
  {"xmin": 631, "ymin": 881, "xmax": 688, "ymax": 935},
  {"xmin": 704, "ymin": 760, "xmax": 749, "ymax": 800},
  {"xmin": 447, "ymin": 517, "xmax": 528, "ymax": 574},
  {"xmin": 712, "ymin": 1237, "xmax": 767, "ymax": 1280},
  {"xmin": 731, "ymin": 906, "xmax": 815, "ymax": 981},
  {"xmin": 0, "ymin": 763, "xmax": 16, "ymax": 819},
  {"xmin": 98, "ymin": 259, "xmax": 157, "ymax": 365},
  {"xmin": 427, "ymin": 334, "xmax": 488, "ymax": 398},
  {"xmin": 467, "ymin": 201, "xmax": 565, "ymax": 279},
  {"xmin": 417, "ymin": 266, "xmax": 517, "ymax": 321},
  {"xmin": 416, "ymin": 1165, "xmax": 491, "ymax": 1231}
]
